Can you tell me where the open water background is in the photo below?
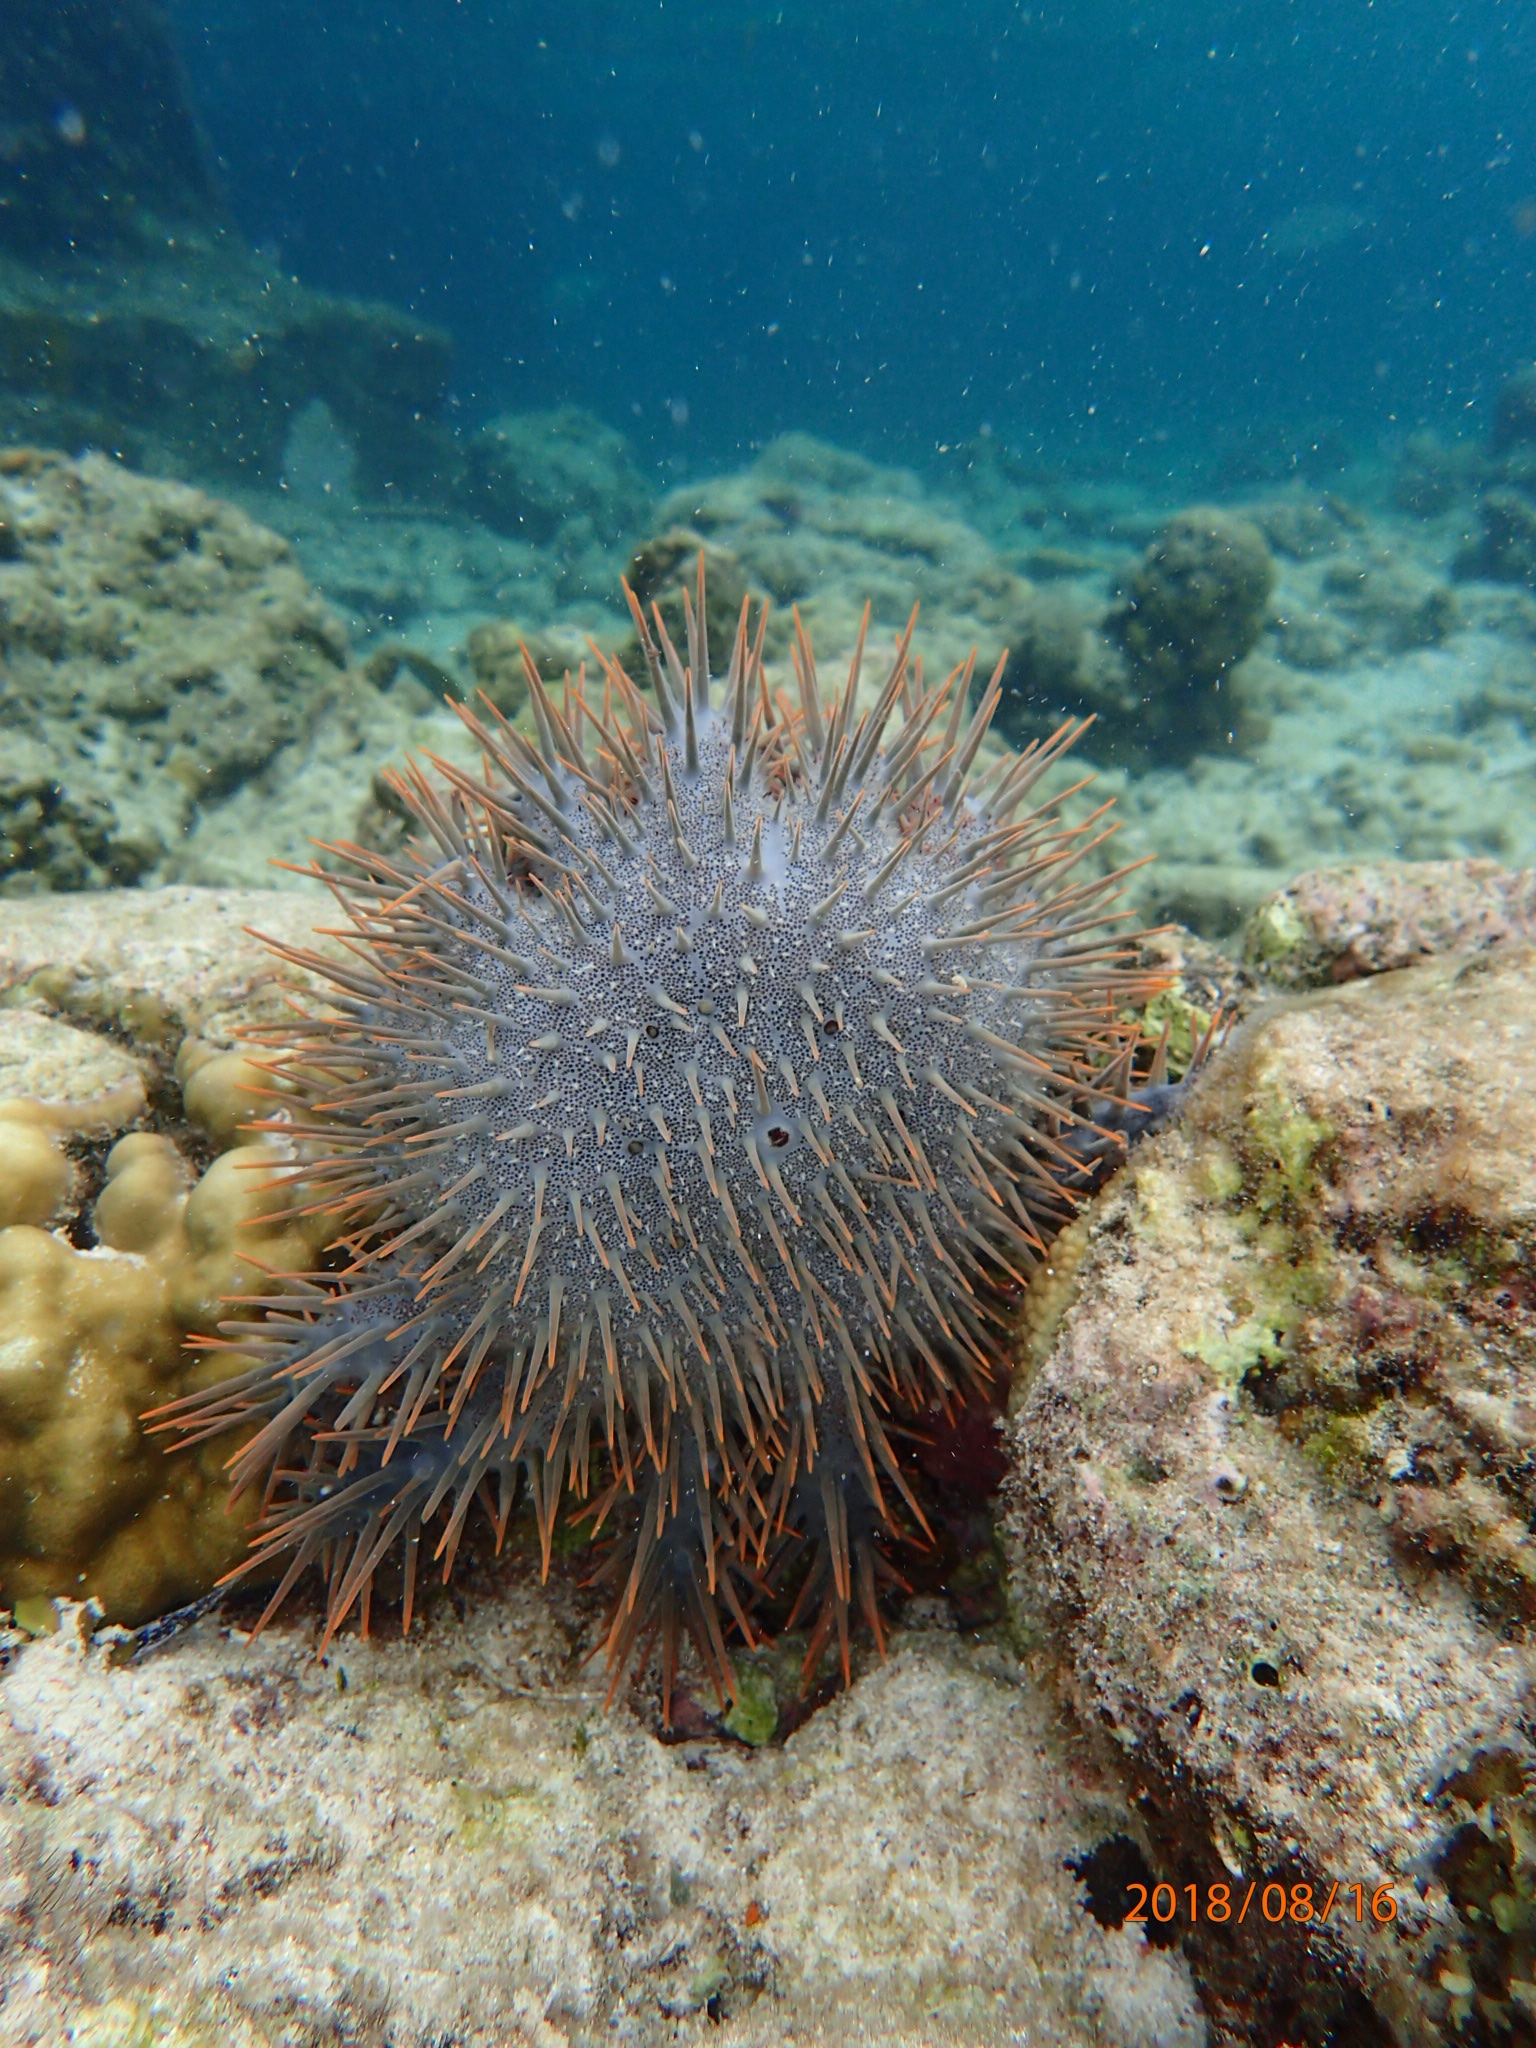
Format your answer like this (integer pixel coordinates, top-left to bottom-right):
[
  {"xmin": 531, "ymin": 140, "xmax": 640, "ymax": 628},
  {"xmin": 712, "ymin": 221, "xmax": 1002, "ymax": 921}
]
[{"xmin": 165, "ymin": 0, "xmax": 1536, "ymax": 480}]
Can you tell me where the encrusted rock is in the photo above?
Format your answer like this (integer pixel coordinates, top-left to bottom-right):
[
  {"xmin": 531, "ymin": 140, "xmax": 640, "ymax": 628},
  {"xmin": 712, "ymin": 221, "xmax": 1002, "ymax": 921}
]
[
  {"xmin": 0, "ymin": 1601, "xmax": 1206, "ymax": 2046},
  {"xmin": 1004, "ymin": 939, "xmax": 1536, "ymax": 2046},
  {"xmin": 1244, "ymin": 857, "xmax": 1536, "ymax": 989},
  {"xmin": 1106, "ymin": 508, "xmax": 1276, "ymax": 758}
]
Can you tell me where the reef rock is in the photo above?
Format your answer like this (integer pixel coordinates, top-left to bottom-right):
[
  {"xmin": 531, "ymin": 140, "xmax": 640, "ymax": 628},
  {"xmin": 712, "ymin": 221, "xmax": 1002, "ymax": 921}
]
[
  {"xmin": 1005, "ymin": 934, "xmax": 1536, "ymax": 2047},
  {"xmin": 1106, "ymin": 508, "xmax": 1277, "ymax": 758},
  {"xmin": 463, "ymin": 407, "xmax": 653, "ymax": 589},
  {"xmin": 1245, "ymin": 857, "xmax": 1536, "ymax": 990},
  {"xmin": 0, "ymin": 1600, "xmax": 1207, "ymax": 2048},
  {"xmin": 0, "ymin": 450, "xmax": 448, "ymax": 891}
]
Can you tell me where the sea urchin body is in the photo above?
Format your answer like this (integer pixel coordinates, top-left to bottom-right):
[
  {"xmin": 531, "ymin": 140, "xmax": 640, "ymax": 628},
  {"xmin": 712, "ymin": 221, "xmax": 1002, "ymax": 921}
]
[{"xmin": 159, "ymin": 561, "xmax": 1159, "ymax": 1710}]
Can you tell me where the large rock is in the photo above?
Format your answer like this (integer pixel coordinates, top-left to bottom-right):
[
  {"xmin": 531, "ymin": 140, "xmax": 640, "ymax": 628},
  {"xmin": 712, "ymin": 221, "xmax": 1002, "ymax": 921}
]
[
  {"xmin": 1005, "ymin": 937, "xmax": 1536, "ymax": 2046},
  {"xmin": 1245, "ymin": 858, "xmax": 1536, "ymax": 990},
  {"xmin": 0, "ymin": 240, "xmax": 456, "ymax": 501},
  {"xmin": 0, "ymin": 0, "xmax": 220, "ymax": 258},
  {"xmin": 0, "ymin": 452, "xmax": 454, "ymax": 891},
  {"xmin": 0, "ymin": 1602, "xmax": 1206, "ymax": 2046}
]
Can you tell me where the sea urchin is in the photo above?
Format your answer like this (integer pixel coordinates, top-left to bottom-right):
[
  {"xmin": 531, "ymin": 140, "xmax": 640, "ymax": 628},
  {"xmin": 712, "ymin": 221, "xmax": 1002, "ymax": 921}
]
[{"xmin": 158, "ymin": 560, "xmax": 1162, "ymax": 1712}]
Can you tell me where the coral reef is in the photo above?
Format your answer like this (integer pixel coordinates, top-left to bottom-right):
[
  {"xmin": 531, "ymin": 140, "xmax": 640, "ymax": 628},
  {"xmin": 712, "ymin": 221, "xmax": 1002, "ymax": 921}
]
[
  {"xmin": 0, "ymin": 450, "xmax": 462, "ymax": 892},
  {"xmin": 1004, "ymin": 930, "xmax": 1536, "ymax": 2046},
  {"xmin": 646, "ymin": 431, "xmax": 1049, "ymax": 689},
  {"xmin": 1105, "ymin": 508, "xmax": 1277, "ymax": 758},
  {"xmin": 158, "ymin": 560, "xmax": 1164, "ymax": 1707},
  {"xmin": 463, "ymin": 407, "xmax": 653, "ymax": 587},
  {"xmin": 374, "ymin": 429, "xmax": 1535, "ymax": 945}
]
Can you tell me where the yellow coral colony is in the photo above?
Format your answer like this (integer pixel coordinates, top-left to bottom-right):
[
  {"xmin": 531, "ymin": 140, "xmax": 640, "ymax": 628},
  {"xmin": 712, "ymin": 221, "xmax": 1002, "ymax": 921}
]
[{"xmin": 0, "ymin": 1041, "xmax": 337, "ymax": 1626}]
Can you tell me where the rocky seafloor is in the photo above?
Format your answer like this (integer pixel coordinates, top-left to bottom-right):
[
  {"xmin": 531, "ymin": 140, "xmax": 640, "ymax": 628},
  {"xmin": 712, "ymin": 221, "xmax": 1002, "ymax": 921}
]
[
  {"xmin": 4, "ymin": 355, "xmax": 1536, "ymax": 2048},
  {"xmin": 4, "ymin": 386, "xmax": 1534, "ymax": 944},
  {"xmin": 2, "ymin": 858, "xmax": 1536, "ymax": 2046}
]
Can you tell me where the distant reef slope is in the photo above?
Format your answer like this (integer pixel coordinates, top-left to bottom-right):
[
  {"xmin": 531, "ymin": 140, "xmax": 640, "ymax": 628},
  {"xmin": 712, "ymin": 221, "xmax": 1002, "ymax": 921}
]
[{"xmin": 0, "ymin": 1, "xmax": 455, "ymax": 498}]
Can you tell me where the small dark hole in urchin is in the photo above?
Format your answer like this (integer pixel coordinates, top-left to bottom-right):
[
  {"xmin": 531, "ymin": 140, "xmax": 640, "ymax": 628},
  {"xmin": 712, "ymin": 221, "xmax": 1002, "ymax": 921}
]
[
  {"xmin": 625, "ymin": 1139, "xmax": 645, "ymax": 1156},
  {"xmin": 766, "ymin": 1125, "xmax": 792, "ymax": 1150},
  {"xmin": 644, "ymin": 1022, "xmax": 660, "ymax": 1039},
  {"xmin": 821, "ymin": 1017, "xmax": 842, "ymax": 1035},
  {"xmin": 1250, "ymin": 1658, "xmax": 1282, "ymax": 1688},
  {"xmin": 1067, "ymin": 1836, "xmax": 1177, "ymax": 1947}
]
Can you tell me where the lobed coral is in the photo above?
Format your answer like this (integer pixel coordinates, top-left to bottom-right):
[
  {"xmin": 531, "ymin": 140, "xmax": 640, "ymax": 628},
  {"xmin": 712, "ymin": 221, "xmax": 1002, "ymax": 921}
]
[
  {"xmin": 159, "ymin": 559, "xmax": 1164, "ymax": 1709},
  {"xmin": 0, "ymin": 1041, "xmax": 336, "ymax": 1623}
]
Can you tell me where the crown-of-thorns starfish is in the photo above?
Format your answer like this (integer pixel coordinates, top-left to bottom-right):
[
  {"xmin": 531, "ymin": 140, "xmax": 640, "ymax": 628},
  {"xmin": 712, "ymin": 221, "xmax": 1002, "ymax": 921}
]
[{"xmin": 154, "ymin": 557, "xmax": 1164, "ymax": 1716}]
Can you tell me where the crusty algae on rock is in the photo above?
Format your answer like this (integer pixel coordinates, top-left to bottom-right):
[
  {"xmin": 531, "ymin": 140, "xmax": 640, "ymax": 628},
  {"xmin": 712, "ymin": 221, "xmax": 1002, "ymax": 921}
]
[
  {"xmin": 1006, "ymin": 939, "xmax": 1536, "ymax": 2048},
  {"xmin": 0, "ymin": 1037, "xmax": 337, "ymax": 1626}
]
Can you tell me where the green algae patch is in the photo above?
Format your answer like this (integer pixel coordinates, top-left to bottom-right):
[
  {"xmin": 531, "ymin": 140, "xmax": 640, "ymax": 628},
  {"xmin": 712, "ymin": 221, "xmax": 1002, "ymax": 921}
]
[
  {"xmin": 68, "ymin": 2001, "xmax": 217, "ymax": 2048},
  {"xmin": 1187, "ymin": 1315, "xmax": 1290, "ymax": 1392},
  {"xmin": 11, "ymin": 1595, "xmax": 59, "ymax": 1637},
  {"xmin": 685, "ymin": 1957, "xmax": 730, "ymax": 2008},
  {"xmin": 448, "ymin": 1775, "xmax": 550, "ymax": 1850},
  {"xmin": 1300, "ymin": 1413, "xmax": 1372, "ymax": 1479},
  {"xmin": 1198, "ymin": 1139, "xmax": 1245, "ymax": 1205},
  {"xmin": 1239, "ymin": 1085, "xmax": 1333, "ymax": 1223},
  {"xmin": 1245, "ymin": 893, "xmax": 1310, "ymax": 971},
  {"xmin": 1129, "ymin": 1162, "xmax": 1189, "ymax": 1246},
  {"xmin": 1134, "ymin": 987, "xmax": 1214, "ymax": 1079},
  {"xmin": 724, "ymin": 1657, "xmax": 781, "ymax": 1747}
]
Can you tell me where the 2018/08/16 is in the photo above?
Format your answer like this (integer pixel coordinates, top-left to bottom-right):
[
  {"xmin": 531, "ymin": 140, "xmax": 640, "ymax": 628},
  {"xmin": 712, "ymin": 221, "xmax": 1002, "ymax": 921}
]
[{"xmin": 1126, "ymin": 1882, "xmax": 1398, "ymax": 1927}]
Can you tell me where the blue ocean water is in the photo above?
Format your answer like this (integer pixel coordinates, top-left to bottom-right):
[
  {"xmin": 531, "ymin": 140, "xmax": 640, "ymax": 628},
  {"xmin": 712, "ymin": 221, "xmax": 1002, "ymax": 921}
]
[{"xmin": 167, "ymin": 0, "xmax": 1536, "ymax": 478}]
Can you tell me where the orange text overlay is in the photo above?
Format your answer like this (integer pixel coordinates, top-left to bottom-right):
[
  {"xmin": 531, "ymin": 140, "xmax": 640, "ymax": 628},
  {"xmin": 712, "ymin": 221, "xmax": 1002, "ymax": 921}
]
[{"xmin": 1126, "ymin": 1881, "xmax": 1398, "ymax": 1928}]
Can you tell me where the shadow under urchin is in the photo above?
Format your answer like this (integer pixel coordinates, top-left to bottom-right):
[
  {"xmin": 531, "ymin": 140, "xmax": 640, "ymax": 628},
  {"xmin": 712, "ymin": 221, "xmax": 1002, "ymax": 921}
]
[{"xmin": 155, "ymin": 559, "xmax": 1162, "ymax": 1717}]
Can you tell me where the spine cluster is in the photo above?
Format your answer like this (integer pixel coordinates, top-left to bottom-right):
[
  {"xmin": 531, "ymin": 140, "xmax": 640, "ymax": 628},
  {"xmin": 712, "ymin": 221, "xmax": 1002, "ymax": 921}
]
[{"xmin": 159, "ymin": 559, "xmax": 1158, "ymax": 1710}]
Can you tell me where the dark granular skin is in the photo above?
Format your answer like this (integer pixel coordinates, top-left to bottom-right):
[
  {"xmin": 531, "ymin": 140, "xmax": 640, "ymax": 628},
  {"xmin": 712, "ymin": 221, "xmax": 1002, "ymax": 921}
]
[{"xmin": 156, "ymin": 560, "xmax": 1164, "ymax": 1714}]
